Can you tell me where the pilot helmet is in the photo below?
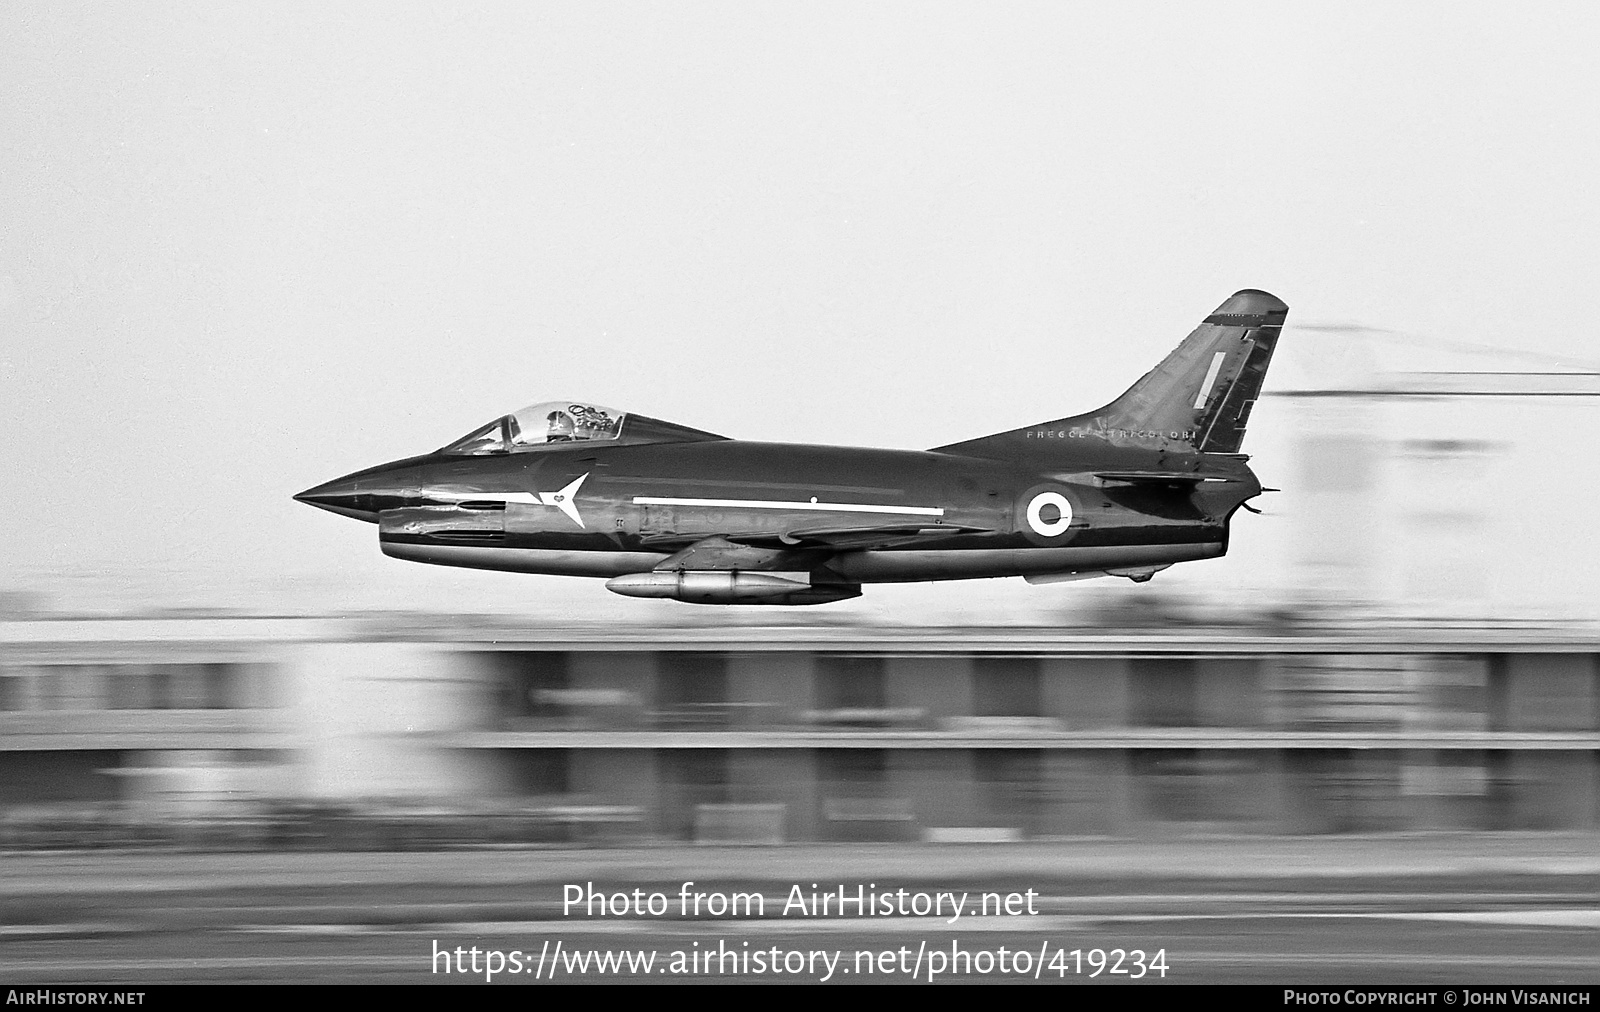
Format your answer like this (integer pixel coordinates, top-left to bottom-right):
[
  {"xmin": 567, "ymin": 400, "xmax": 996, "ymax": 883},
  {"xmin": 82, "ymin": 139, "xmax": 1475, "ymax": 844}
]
[{"xmin": 546, "ymin": 411, "xmax": 576, "ymax": 438}]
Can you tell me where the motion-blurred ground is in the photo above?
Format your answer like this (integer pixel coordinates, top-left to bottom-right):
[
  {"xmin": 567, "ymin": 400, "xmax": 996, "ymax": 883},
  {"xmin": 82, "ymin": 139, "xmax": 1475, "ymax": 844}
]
[{"xmin": 4, "ymin": 835, "xmax": 1597, "ymax": 984}]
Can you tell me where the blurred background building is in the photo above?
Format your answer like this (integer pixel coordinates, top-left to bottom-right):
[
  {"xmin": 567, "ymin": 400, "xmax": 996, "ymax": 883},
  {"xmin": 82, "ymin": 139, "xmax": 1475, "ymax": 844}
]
[{"xmin": 1, "ymin": 616, "xmax": 1596, "ymax": 847}]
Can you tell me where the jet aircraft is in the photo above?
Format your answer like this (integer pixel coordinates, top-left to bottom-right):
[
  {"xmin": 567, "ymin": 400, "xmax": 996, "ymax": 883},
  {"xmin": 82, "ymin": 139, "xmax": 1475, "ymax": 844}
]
[{"xmin": 296, "ymin": 289, "xmax": 1286, "ymax": 604}]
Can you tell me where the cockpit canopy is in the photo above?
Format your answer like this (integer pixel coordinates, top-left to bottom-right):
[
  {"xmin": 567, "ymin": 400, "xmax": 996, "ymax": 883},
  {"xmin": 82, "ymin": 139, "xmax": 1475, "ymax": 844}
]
[{"xmin": 440, "ymin": 400, "xmax": 725, "ymax": 455}]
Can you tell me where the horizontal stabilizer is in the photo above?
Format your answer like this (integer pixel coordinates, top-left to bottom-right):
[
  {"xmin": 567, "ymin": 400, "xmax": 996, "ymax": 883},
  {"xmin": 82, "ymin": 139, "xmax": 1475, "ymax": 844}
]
[{"xmin": 1095, "ymin": 471, "xmax": 1234, "ymax": 485}]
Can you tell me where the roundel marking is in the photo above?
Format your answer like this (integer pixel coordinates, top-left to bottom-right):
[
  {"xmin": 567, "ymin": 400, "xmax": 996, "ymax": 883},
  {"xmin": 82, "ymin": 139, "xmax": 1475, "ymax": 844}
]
[{"xmin": 1025, "ymin": 491, "xmax": 1073, "ymax": 537}]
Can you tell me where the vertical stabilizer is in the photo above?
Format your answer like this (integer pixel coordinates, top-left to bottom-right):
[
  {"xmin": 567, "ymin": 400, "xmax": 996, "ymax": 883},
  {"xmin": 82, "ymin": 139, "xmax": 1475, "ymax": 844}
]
[{"xmin": 933, "ymin": 289, "xmax": 1287, "ymax": 458}]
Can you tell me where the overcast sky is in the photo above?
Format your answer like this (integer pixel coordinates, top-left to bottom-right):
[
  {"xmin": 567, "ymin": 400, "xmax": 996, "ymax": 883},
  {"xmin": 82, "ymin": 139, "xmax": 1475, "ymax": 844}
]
[{"xmin": 4, "ymin": 3, "xmax": 1599, "ymax": 615}]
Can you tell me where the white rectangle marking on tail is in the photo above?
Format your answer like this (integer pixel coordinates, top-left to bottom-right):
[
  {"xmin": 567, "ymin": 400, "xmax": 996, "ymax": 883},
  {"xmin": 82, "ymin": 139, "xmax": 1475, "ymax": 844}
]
[{"xmin": 1193, "ymin": 351, "xmax": 1228, "ymax": 409}]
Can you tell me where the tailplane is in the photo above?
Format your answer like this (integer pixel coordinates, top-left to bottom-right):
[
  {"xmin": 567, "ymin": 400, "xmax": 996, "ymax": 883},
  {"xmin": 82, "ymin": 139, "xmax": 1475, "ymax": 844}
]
[{"xmin": 933, "ymin": 289, "xmax": 1287, "ymax": 458}]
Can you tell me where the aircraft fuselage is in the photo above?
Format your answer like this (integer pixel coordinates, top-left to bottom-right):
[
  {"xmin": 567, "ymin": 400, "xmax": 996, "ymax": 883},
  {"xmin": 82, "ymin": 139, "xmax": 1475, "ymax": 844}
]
[
  {"xmin": 301, "ymin": 438, "xmax": 1257, "ymax": 588},
  {"xmin": 297, "ymin": 288, "xmax": 1286, "ymax": 603}
]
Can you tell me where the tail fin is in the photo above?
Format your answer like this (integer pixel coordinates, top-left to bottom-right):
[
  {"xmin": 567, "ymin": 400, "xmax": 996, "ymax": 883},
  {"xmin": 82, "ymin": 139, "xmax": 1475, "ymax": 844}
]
[{"xmin": 933, "ymin": 289, "xmax": 1287, "ymax": 458}]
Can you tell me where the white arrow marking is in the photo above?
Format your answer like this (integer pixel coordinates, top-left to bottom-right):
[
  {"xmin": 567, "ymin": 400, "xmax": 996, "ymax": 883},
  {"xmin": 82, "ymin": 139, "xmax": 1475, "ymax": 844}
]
[
  {"xmin": 424, "ymin": 472, "xmax": 590, "ymax": 527},
  {"xmin": 539, "ymin": 472, "xmax": 589, "ymax": 528}
]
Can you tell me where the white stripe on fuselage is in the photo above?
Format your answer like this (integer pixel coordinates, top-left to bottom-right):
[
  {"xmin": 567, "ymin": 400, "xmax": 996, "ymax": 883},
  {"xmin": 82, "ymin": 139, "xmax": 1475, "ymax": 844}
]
[{"xmin": 632, "ymin": 495, "xmax": 944, "ymax": 517}]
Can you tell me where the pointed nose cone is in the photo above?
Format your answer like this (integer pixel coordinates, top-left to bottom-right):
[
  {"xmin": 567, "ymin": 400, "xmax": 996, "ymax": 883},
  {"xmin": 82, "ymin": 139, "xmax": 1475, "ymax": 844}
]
[
  {"xmin": 294, "ymin": 476, "xmax": 355, "ymax": 505},
  {"xmin": 294, "ymin": 475, "xmax": 374, "ymax": 521},
  {"xmin": 296, "ymin": 454, "xmax": 438, "ymax": 522}
]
